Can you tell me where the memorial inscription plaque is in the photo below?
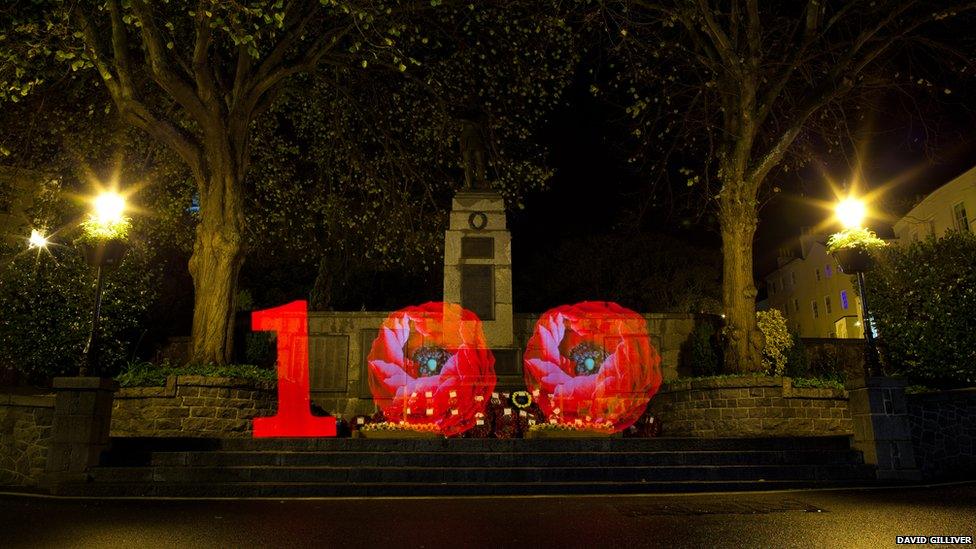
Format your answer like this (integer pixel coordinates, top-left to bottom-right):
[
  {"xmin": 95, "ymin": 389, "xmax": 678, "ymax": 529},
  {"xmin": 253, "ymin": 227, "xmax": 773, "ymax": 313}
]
[{"xmin": 461, "ymin": 264, "xmax": 494, "ymax": 320}]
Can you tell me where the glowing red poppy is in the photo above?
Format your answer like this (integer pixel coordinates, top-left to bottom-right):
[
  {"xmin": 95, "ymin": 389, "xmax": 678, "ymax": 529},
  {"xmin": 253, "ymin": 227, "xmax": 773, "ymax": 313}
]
[
  {"xmin": 366, "ymin": 302, "xmax": 496, "ymax": 436},
  {"xmin": 523, "ymin": 301, "xmax": 662, "ymax": 432}
]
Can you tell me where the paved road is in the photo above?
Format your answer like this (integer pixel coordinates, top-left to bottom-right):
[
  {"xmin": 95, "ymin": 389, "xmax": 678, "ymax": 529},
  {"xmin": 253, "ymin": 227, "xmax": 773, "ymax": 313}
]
[{"xmin": 1, "ymin": 483, "xmax": 974, "ymax": 548}]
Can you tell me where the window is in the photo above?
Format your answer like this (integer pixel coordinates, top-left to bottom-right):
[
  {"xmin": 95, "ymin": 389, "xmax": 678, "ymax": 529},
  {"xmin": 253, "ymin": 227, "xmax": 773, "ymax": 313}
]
[
  {"xmin": 840, "ymin": 290, "xmax": 849, "ymax": 310},
  {"xmin": 811, "ymin": 301, "xmax": 819, "ymax": 319},
  {"xmin": 815, "ymin": 268, "xmax": 821, "ymax": 282},
  {"xmin": 824, "ymin": 296, "xmax": 832, "ymax": 314},
  {"xmin": 793, "ymin": 298, "xmax": 800, "ymax": 313},
  {"xmin": 825, "ymin": 264, "xmax": 832, "ymax": 278},
  {"xmin": 953, "ymin": 202, "xmax": 970, "ymax": 232}
]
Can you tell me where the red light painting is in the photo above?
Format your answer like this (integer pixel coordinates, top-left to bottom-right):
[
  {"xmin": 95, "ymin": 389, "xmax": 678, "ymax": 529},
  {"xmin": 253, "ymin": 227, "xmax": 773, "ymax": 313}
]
[
  {"xmin": 252, "ymin": 300, "xmax": 337, "ymax": 437},
  {"xmin": 366, "ymin": 302, "xmax": 497, "ymax": 436},
  {"xmin": 522, "ymin": 301, "xmax": 662, "ymax": 432}
]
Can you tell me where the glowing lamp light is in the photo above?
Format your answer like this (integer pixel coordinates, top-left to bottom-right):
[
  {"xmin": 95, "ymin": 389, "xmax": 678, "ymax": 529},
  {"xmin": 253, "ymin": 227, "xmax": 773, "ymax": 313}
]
[
  {"xmin": 836, "ymin": 197, "xmax": 866, "ymax": 229},
  {"xmin": 28, "ymin": 229, "xmax": 48, "ymax": 249},
  {"xmin": 93, "ymin": 191, "xmax": 126, "ymax": 226}
]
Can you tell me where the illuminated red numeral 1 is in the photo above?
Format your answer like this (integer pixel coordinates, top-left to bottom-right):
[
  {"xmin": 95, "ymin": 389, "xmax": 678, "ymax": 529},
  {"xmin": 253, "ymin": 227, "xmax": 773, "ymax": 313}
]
[{"xmin": 252, "ymin": 300, "xmax": 336, "ymax": 437}]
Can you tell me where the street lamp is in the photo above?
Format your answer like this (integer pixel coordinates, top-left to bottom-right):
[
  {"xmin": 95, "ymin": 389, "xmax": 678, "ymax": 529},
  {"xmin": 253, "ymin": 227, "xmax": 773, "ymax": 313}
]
[
  {"xmin": 28, "ymin": 229, "xmax": 49, "ymax": 249},
  {"xmin": 79, "ymin": 190, "xmax": 130, "ymax": 377},
  {"xmin": 830, "ymin": 195, "xmax": 883, "ymax": 378}
]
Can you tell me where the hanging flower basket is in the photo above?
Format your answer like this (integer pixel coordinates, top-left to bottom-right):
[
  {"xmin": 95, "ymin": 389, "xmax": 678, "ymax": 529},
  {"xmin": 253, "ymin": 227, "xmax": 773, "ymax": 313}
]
[
  {"xmin": 833, "ymin": 246, "xmax": 875, "ymax": 274},
  {"xmin": 79, "ymin": 239, "xmax": 128, "ymax": 268}
]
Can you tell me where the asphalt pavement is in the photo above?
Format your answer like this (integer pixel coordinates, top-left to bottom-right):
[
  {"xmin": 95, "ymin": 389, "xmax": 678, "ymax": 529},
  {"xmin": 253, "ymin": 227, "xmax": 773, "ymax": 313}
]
[{"xmin": 1, "ymin": 483, "xmax": 974, "ymax": 548}]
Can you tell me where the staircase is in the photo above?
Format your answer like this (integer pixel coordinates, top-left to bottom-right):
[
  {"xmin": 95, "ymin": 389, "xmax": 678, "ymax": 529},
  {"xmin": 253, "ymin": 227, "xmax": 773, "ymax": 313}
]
[{"xmin": 53, "ymin": 436, "xmax": 877, "ymax": 497}]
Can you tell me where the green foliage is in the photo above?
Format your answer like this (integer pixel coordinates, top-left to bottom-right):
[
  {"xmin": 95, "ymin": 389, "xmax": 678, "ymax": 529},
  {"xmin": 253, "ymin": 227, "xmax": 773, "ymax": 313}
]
[
  {"xmin": 866, "ymin": 231, "xmax": 976, "ymax": 387},
  {"xmin": 79, "ymin": 215, "xmax": 132, "ymax": 242},
  {"xmin": 790, "ymin": 377, "xmax": 845, "ymax": 391},
  {"xmin": 826, "ymin": 228, "xmax": 887, "ymax": 254},
  {"xmin": 756, "ymin": 309, "xmax": 792, "ymax": 376},
  {"xmin": 0, "ymin": 237, "xmax": 159, "ymax": 383},
  {"xmin": 782, "ymin": 331, "xmax": 810, "ymax": 379},
  {"xmin": 116, "ymin": 361, "xmax": 276, "ymax": 387},
  {"xmin": 681, "ymin": 319, "xmax": 723, "ymax": 377}
]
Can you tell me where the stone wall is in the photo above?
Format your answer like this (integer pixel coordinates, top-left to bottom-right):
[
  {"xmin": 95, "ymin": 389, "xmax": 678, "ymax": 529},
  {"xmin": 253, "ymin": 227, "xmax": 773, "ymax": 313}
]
[
  {"xmin": 0, "ymin": 393, "xmax": 54, "ymax": 486},
  {"xmin": 648, "ymin": 376, "xmax": 852, "ymax": 438},
  {"xmin": 906, "ymin": 388, "xmax": 976, "ymax": 480},
  {"xmin": 111, "ymin": 376, "xmax": 276, "ymax": 438},
  {"xmin": 307, "ymin": 310, "xmax": 705, "ymax": 417}
]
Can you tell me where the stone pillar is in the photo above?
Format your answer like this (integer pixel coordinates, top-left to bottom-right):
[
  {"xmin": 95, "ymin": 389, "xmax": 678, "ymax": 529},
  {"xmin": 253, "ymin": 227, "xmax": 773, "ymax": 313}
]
[
  {"xmin": 444, "ymin": 191, "xmax": 513, "ymax": 348},
  {"xmin": 444, "ymin": 191, "xmax": 520, "ymax": 388},
  {"xmin": 45, "ymin": 377, "xmax": 117, "ymax": 483},
  {"xmin": 847, "ymin": 377, "xmax": 921, "ymax": 480}
]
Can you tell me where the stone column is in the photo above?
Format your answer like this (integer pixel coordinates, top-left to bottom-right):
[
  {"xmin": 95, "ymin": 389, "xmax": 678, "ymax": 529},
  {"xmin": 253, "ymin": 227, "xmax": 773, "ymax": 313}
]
[
  {"xmin": 444, "ymin": 191, "xmax": 520, "ymax": 388},
  {"xmin": 45, "ymin": 377, "xmax": 118, "ymax": 484},
  {"xmin": 443, "ymin": 191, "xmax": 513, "ymax": 348},
  {"xmin": 847, "ymin": 377, "xmax": 921, "ymax": 480}
]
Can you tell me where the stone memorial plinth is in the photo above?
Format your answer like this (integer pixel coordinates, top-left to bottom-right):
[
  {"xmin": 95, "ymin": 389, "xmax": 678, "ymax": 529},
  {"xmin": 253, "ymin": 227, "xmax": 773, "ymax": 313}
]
[{"xmin": 443, "ymin": 191, "xmax": 514, "ymax": 349}]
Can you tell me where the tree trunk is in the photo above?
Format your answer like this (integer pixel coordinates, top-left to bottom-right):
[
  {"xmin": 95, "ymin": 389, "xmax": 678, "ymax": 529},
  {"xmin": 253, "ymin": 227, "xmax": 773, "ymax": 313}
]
[
  {"xmin": 718, "ymin": 196, "xmax": 764, "ymax": 373},
  {"xmin": 187, "ymin": 169, "xmax": 245, "ymax": 364}
]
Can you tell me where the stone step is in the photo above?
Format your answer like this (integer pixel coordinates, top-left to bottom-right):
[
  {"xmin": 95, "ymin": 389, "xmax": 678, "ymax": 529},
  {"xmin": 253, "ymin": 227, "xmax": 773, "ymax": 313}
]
[
  {"xmin": 54, "ymin": 478, "xmax": 883, "ymax": 498},
  {"xmin": 104, "ymin": 435, "xmax": 854, "ymax": 460},
  {"xmin": 148, "ymin": 449, "xmax": 865, "ymax": 468},
  {"xmin": 89, "ymin": 463, "xmax": 876, "ymax": 484}
]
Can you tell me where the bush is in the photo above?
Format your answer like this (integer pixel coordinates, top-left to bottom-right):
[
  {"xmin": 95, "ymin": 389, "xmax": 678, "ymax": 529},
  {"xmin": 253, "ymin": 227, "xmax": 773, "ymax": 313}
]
[
  {"xmin": 756, "ymin": 309, "xmax": 792, "ymax": 376},
  {"xmin": 783, "ymin": 331, "xmax": 810, "ymax": 379},
  {"xmin": 682, "ymin": 319, "xmax": 723, "ymax": 376},
  {"xmin": 866, "ymin": 231, "xmax": 976, "ymax": 387},
  {"xmin": 116, "ymin": 361, "xmax": 277, "ymax": 387},
  {"xmin": 0, "ymin": 242, "xmax": 159, "ymax": 383}
]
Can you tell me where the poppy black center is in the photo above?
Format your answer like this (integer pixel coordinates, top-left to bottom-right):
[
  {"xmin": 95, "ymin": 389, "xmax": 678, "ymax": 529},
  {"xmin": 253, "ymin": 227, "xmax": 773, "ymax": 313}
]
[
  {"xmin": 569, "ymin": 342, "xmax": 608, "ymax": 376},
  {"xmin": 412, "ymin": 346, "xmax": 450, "ymax": 377}
]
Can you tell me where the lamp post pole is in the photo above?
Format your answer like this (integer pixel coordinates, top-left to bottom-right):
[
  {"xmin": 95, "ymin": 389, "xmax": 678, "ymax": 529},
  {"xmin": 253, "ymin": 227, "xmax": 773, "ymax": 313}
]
[
  {"xmin": 80, "ymin": 265, "xmax": 105, "ymax": 377},
  {"xmin": 855, "ymin": 271, "xmax": 882, "ymax": 379}
]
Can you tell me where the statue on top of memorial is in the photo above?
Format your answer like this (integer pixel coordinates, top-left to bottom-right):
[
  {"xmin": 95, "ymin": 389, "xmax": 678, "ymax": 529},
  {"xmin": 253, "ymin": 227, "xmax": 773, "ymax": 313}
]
[{"xmin": 454, "ymin": 101, "xmax": 491, "ymax": 191}]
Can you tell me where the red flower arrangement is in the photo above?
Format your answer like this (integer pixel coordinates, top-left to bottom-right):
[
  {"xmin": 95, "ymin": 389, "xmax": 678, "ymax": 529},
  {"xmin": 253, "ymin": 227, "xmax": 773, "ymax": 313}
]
[
  {"xmin": 366, "ymin": 302, "xmax": 496, "ymax": 436},
  {"xmin": 522, "ymin": 301, "xmax": 662, "ymax": 432}
]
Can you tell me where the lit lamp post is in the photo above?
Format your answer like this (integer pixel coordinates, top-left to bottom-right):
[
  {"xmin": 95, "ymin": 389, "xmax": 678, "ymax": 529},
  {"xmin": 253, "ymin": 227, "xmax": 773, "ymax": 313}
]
[
  {"xmin": 79, "ymin": 191, "xmax": 130, "ymax": 377},
  {"xmin": 830, "ymin": 197, "xmax": 884, "ymax": 378}
]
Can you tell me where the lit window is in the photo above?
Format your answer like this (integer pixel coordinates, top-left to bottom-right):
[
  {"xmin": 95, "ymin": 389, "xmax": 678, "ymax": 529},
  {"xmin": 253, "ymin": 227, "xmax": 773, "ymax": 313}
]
[
  {"xmin": 953, "ymin": 202, "xmax": 970, "ymax": 232},
  {"xmin": 811, "ymin": 301, "xmax": 819, "ymax": 319},
  {"xmin": 824, "ymin": 296, "xmax": 832, "ymax": 314},
  {"xmin": 825, "ymin": 265, "xmax": 832, "ymax": 278},
  {"xmin": 840, "ymin": 290, "xmax": 849, "ymax": 310}
]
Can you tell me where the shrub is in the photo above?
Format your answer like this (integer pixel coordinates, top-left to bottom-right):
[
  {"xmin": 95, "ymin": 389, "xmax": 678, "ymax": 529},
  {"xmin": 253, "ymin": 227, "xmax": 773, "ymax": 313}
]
[
  {"xmin": 783, "ymin": 331, "xmax": 810, "ymax": 379},
  {"xmin": 682, "ymin": 319, "xmax": 723, "ymax": 377},
  {"xmin": 0, "ymin": 242, "xmax": 158, "ymax": 383},
  {"xmin": 866, "ymin": 231, "xmax": 976, "ymax": 387},
  {"xmin": 756, "ymin": 309, "xmax": 792, "ymax": 376}
]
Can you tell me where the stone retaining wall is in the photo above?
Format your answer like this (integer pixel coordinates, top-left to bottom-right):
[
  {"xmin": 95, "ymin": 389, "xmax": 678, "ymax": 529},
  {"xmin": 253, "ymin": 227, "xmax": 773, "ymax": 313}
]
[
  {"xmin": 906, "ymin": 388, "xmax": 976, "ymax": 480},
  {"xmin": 111, "ymin": 376, "xmax": 276, "ymax": 438},
  {"xmin": 647, "ymin": 376, "xmax": 852, "ymax": 438},
  {"xmin": 0, "ymin": 393, "xmax": 54, "ymax": 486}
]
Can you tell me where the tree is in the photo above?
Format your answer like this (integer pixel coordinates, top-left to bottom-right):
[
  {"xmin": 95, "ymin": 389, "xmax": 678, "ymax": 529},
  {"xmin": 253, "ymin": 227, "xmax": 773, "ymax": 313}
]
[
  {"xmin": 2, "ymin": 1, "xmax": 575, "ymax": 364},
  {"xmin": 594, "ymin": 1, "xmax": 976, "ymax": 372}
]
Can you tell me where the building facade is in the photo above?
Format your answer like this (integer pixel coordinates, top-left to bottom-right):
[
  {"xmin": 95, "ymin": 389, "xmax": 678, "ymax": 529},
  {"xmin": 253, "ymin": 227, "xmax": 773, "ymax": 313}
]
[
  {"xmin": 893, "ymin": 165, "xmax": 976, "ymax": 241},
  {"xmin": 765, "ymin": 229, "xmax": 863, "ymax": 339}
]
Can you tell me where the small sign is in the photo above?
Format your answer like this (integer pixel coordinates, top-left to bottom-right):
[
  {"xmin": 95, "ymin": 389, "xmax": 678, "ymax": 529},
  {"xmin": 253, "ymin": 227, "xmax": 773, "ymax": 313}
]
[{"xmin": 476, "ymin": 419, "xmax": 485, "ymax": 426}]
